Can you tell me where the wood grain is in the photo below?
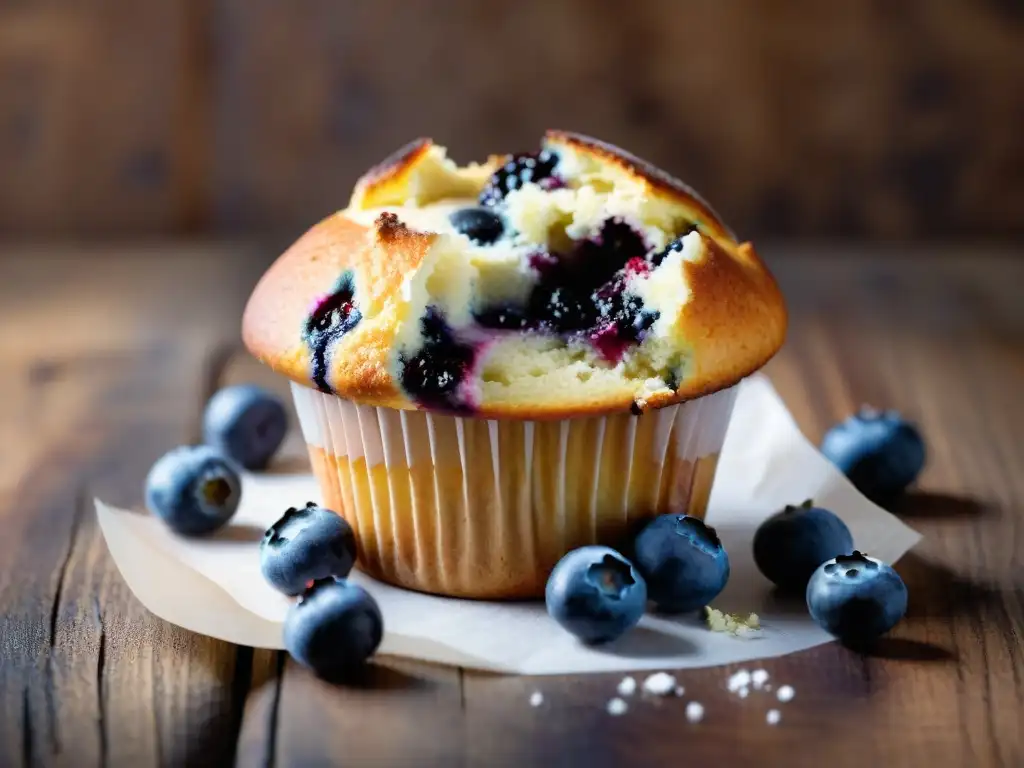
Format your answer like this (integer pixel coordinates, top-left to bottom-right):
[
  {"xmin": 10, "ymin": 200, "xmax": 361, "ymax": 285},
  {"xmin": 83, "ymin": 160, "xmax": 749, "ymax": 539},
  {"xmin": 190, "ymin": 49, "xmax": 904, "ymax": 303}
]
[
  {"xmin": 1, "ymin": 1, "xmax": 1023, "ymax": 238},
  {"xmin": 0, "ymin": 244, "xmax": 271, "ymax": 766},
  {"xmin": 0, "ymin": 243, "xmax": 1022, "ymax": 766}
]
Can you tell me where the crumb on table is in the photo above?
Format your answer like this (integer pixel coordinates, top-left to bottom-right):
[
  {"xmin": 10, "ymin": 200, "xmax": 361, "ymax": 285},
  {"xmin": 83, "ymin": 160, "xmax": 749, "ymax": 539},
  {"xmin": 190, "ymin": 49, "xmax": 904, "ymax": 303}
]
[{"xmin": 703, "ymin": 606, "xmax": 761, "ymax": 636}]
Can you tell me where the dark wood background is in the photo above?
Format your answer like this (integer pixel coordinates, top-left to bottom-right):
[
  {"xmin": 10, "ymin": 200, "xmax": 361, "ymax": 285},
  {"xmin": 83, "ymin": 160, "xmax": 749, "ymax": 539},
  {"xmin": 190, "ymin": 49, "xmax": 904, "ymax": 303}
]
[{"xmin": 0, "ymin": 0, "xmax": 1022, "ymax": 240}]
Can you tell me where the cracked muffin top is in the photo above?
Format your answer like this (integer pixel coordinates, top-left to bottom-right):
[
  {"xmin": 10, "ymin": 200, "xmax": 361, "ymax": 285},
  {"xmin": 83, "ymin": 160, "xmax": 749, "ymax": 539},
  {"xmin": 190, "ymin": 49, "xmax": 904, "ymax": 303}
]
[{"xmin": 242, "ymin": 131, "xmax": 787, "ymax": 420}]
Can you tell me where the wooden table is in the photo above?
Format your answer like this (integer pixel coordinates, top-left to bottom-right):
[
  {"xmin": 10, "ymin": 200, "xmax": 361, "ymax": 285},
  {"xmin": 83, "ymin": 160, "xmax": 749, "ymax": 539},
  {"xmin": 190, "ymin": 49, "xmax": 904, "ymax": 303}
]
[{"xmin": 1, "ymin": 243, "xmax": 1022, "ymax": 767}]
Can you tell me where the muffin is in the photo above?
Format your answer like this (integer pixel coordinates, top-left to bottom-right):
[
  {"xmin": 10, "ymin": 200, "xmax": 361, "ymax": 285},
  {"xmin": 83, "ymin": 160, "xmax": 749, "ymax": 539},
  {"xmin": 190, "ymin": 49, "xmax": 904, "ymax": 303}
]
[{"xmin": 242, "ymin": 131, "xmax": 787, "ymax": 599}]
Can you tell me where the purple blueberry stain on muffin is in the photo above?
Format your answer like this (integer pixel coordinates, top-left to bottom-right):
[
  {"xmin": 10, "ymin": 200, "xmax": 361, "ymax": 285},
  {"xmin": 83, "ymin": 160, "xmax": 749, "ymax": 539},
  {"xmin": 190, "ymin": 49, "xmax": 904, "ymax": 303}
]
[
  {"xmin": 470, "ymin": 217, "xmax": 660, "ymax": 363},
  {"xmin": 304, "ymin": 270, "xmax": 362, "ymax": 393},
  {"xmin": 398, "ymin": 307, "xmax": 483, "ymax": 413}
]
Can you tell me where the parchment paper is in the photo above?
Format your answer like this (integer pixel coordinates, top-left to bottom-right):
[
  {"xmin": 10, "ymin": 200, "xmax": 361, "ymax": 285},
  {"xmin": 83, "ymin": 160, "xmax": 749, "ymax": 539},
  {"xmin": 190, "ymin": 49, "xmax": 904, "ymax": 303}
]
[{"xmin": 96, "ymin": 374, "xmax": 920, "ymax": 674}]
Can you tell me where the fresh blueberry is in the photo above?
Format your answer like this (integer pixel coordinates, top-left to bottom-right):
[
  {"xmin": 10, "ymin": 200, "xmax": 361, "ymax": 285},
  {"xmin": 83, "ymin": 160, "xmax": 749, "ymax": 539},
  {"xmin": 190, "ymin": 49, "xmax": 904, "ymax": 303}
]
[
  {"xmin": 806, "ymin": 551, "xmax": 908, "ymax": 647},
  {"xmin": 284, "ymin": 579, "xmax": 384, "ymax": 680},
  {"xmin": 545, "ymin": 546, "xmax": 647, "ymax": 645},
  {"xmin": 260, "ymin": 502, "xmax": 357, "ymax": 596},
  {"xmin": 145, "ymin": 445, "xmax": 241, "ymax": 535},
  {"xmin": 753, "ymin": 500, "xmax": 855, "ymax": 592},
  {"xmin": 203, "ymin": 384, "xmax": 288, "ymax": 470},
  {"xmin": 479, "ymin": 150, "xmax": 561, "ymax": 206},
  {"xmin": 821, "ymin": 407, "xmax": 926, "ymax": 503},
  {"xmin": 632, "ymin": 515, "xmax": 730, "ymax": 613},
  {"xmin": 449, "ymin": 207, "xmax": 505, "ymax": 245}
]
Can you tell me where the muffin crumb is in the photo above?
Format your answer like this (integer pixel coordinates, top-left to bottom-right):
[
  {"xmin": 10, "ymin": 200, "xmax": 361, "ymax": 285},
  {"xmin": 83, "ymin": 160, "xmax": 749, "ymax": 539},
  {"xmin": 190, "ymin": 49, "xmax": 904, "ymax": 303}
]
[
  {"xmin": 606, "ymin": 697, "xmax": 628, "ymax": 716},
  {"xmin": 727, "ymin": 669, "xmax": 752, "ymax": 693},
  {"xmin": 704, "ymin": 606, "xmax": 761, "ymax": 635},
  {"xmin": 685, "ymin": 701, "xmax": 705, "ymax": 723},
  {"xmin": 751, "ymin": 669, "xmax": 770, "ymax": 690},
  {"xmin": 642, "ymin": 672, "xmax": 677, "ymax": 697},
  {"xmin": 617, "ymin": 676, "xmax": 637, "ymax": 697}
]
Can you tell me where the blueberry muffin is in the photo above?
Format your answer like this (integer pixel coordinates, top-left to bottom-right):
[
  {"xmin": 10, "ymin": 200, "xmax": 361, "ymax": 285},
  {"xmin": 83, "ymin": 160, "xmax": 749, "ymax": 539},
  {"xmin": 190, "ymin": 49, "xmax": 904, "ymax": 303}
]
[{"xmin": 242, "ymin": 131, "xmax": 786, "ymax": 599}]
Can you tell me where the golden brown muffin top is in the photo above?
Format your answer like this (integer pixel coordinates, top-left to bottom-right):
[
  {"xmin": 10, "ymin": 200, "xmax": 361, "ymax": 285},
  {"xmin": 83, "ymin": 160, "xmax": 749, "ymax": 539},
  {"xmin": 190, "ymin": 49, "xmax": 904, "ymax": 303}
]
[{"xmin": 242, "ymin": 131, "xmax": 787, "ymax": 419}]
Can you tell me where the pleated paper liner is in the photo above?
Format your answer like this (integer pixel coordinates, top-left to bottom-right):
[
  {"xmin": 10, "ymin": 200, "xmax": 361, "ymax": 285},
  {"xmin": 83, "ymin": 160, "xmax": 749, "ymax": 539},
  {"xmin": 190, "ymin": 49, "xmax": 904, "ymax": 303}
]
[{"xmin": 292, "ymin": 382, "xmax": 737, "ymax": 599}]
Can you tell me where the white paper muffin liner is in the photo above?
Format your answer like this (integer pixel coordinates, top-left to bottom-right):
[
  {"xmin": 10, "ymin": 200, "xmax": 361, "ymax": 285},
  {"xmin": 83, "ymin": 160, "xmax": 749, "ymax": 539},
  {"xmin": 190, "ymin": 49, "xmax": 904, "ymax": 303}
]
[{"xmin": 291, "ymin": 383, "xmax": 738, "ymax": 599}]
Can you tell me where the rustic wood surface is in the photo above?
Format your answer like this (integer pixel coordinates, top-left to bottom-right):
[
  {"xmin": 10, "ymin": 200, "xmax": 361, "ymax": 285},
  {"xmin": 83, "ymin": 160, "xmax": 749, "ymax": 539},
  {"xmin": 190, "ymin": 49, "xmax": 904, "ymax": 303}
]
[
  {"xmin": 1, "ymin": 0, "xmax": 1023, "ymax": 239},
  {"xmin": 0, "ymin": 243, "xmax": 1022, "ymax": 767}
]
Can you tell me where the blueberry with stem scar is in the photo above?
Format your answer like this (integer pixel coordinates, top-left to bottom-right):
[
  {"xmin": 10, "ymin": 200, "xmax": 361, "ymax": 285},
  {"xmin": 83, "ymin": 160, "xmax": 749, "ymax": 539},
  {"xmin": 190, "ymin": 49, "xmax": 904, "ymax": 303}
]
[
  {"xmin": 806, "ymin": 551, "xmax": 908, "ymax": 647},
  {"xmin": 545, "ymin": 546, "xmax": 647, "ymax": 645},
  {"xmin": 753, "ymin": 499, "xmax": 854, "ymax": 592},
  {"xmin": 260, "ymin": 502, "xmax": 357, "ymax": 596},
  {"xmin": 632, "ymin": 515, "xmax": 730, "ymax": 613},
  {"xmin": 145, "ymin": 445, "xmax": 241, "ymax": 536}
]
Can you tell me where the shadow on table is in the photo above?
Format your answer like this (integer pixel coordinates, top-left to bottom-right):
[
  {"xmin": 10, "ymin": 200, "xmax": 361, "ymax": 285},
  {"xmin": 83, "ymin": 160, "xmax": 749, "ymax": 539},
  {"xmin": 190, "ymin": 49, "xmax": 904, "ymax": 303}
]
[
  {"xmin": 898, "ymin": 551, "xmax": 1008, "ymax": 624},
  {"xmin": 341, "ymin": 662, "xmax": 437, "ymax": 691},
  {"xmin": 889, "ymin": 491, "xmax": 992, "ymax": 520},
  {"xmin": 602, "ymin": 626, "xmax": 698, "ymax": 659},
  {"xmin": 853, "ymin": 637, "xmax": 957, "ymax": 663}
]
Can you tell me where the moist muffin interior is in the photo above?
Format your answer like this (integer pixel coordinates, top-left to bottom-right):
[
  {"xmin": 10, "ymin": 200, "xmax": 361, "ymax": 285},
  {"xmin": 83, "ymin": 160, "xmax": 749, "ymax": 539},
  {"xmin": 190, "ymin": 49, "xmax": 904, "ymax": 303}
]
[{"xmin": 324, "ymin": 137, "xmax": 728, "ymax": 414}]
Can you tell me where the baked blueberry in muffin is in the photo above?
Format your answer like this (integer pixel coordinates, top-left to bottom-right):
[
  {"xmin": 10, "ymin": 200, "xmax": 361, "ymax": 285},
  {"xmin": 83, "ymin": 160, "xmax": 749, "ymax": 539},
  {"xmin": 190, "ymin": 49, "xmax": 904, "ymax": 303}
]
[{"xmin": 244, "ymin": 131, "xmax": 786, "ymax": 418}]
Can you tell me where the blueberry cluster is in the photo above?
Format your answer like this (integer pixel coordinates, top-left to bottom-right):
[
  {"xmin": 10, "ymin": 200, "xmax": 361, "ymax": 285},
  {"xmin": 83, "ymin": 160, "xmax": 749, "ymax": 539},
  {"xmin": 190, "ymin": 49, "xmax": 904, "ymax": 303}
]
[
  {"xmin": 545, "ymin": 515, "xmax": 732, "ymax": 645},
  {"xmin": 145, "ymin": 384, "xmax": 288, "ymax": 536},
  {"xmin": 258, "ymin": 503, "xmax": 383, "ymax": 679},
  {"xmin": 547, "ymin": 496, "xmax": 910, "ymax": 649},
  {"xmin": 469, "ymin": 219, "xmax": 667, "ymax": 365},
  {"xmin": 394, "ymin": 150, "xmax": 708, "ymax": 407},
  {"xmin": 752, "ymin": 500, "xmax": 908, "ymax": 646}
]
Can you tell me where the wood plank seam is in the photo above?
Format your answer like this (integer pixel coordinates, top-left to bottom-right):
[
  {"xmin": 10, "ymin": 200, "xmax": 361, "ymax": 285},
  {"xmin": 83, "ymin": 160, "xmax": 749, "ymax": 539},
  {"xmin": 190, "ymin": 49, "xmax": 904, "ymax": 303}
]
[
  {"xmin": 21, "ymin": 685, "xmax": 32, "ymax": 768},
  {"xmin": 263, "ymin": 653, "xmax": 286, "ymax": 768},
  {"xmin": 92, "ymin": 594, "xmax": 108, "ymax": 768},
  {"xmin": 47, "ymin": 489, "xmax": 85, "ymax": 650}
]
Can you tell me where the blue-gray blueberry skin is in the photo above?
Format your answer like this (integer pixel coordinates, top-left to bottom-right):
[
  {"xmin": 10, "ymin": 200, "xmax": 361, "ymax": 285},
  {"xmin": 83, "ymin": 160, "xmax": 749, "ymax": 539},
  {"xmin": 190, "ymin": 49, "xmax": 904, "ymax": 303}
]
[
  {"xmin": 632, "ymin": 515, "xmax": 730, "ymax": 614},
  {"xmin": 753, "ymin": 500, "xmax": 855, "ymax": 592},
  {"xmin": 144, "ymin": 445, "xmax": 241, "ymax": 536},
  {"xmin": 260, "ymin": 502, "xmax": 357, "ymax": 596},
  {"xmin": 545, "ymin": 546, "xmax": 647, "ymax": 645},
  {"xmin": 202, "ymin": 384, "xmax": 288, "ymax": 471},
  {"xmin": 806, "ymin": 551, "xmax": 908, "ymax": 647},
  {"xmin": 821, "ymin": 408, "xmax": 925, "ymax": 503},
  {"xmin": 283, "ymin": 579, "xmax": 383, "ymax": 680}
]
